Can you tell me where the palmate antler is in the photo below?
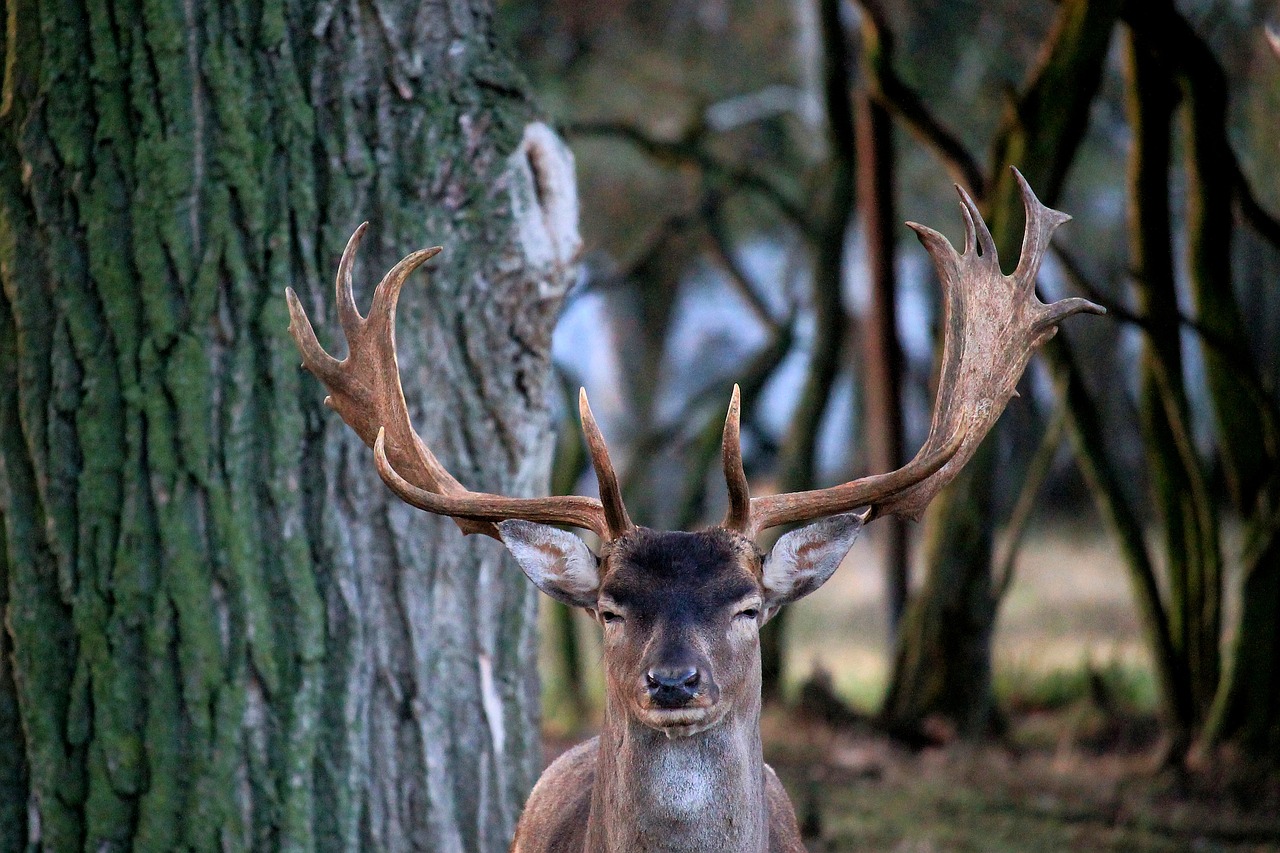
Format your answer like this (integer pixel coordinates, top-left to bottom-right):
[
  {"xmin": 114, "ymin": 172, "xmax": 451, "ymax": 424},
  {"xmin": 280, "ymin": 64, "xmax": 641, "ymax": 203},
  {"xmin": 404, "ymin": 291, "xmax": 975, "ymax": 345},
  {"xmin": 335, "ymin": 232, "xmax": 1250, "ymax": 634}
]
[
  {"xmin": 287, "ymin": 169, "xmax": 1100, "ymax": 546},
  {"xmin": 284, "ymin": 225, "xmax": 632, "ymax": 542},
  {"xmin": 721, "ymin": 168, "xmax": 1104, "ymax": 537}
]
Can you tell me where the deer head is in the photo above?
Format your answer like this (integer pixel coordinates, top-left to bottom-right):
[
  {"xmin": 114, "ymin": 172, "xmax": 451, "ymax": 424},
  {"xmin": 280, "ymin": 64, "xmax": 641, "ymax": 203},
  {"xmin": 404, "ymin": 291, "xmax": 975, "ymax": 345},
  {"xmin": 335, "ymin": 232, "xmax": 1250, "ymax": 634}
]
[
  {"xmin": 498, "ymin": 507, "xmax": 867, "ymax": 738},
  {"xmin": 285, "ymin": 165, "xmax": 1100, "ymax": 753}
]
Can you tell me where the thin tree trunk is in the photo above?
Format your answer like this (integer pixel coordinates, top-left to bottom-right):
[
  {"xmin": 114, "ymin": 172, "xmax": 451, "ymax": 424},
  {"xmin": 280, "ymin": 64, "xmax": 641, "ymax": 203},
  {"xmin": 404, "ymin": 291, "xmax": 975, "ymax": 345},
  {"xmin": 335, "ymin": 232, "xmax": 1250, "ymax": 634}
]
[
  {"xmin": 760, "ymin": 0, "xmax": 856, "ymax": 702},
  {"xmin": 1136, "ymin": 0, "xmax": 1280, "ymax": 760},
  {"xmin": 855, "ymin": 90, "xmax": 908, "ymax": 640},
  {"xmin": 0, "ymin": 2, "xmax": 574, "ymax": 849}
]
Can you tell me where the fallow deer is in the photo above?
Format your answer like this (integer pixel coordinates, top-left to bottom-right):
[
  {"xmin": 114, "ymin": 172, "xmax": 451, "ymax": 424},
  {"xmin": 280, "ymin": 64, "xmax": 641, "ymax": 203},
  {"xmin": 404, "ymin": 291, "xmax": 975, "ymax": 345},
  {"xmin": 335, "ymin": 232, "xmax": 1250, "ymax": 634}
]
[{"xmin": 285, "ymin": 169, "xmax": 1102, "ymax": 853}]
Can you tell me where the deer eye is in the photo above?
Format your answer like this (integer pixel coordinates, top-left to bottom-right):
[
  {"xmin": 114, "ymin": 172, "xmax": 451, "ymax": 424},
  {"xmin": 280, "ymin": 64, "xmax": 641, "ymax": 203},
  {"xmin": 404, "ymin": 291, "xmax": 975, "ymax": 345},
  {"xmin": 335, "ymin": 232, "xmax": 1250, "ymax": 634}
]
[
  {"xmin": 601, "ymin": 610, "xmax": 624, "ymax": 625},
  {"xmin": 735, "ymin": 607, "xmax": 759, "ymax": 621}
]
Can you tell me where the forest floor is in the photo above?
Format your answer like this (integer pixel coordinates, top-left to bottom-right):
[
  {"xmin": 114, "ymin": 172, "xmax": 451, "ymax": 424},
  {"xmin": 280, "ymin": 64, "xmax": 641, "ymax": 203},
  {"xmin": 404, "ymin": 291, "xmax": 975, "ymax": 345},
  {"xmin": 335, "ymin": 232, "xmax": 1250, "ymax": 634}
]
[
  {"xmin": 543, "ymin": 710, "xmax": 1280, "ymax": 852},
  {"xmin": 763, "ymin": 708, "xmax": 1280, "ymax": 852},
  {"xmin": 540, "ymin": 521, "xmax": 1280, "ymax": 851}
]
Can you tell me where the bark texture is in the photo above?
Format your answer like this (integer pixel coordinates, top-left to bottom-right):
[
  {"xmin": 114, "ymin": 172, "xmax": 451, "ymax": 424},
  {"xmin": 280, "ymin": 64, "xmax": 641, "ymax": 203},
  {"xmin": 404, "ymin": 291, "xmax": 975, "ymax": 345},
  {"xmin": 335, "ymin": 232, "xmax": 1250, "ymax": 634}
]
[{"xmin": 0, "ymin": 1, "xmax": 575, "ymax": 849}]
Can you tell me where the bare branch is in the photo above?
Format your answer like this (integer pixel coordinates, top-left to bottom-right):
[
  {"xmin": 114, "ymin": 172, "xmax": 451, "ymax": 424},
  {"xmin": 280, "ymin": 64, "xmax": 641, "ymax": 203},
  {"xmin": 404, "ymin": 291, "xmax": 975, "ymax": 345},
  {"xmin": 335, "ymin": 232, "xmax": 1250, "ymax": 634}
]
[
  {"xmin": 702, "ymin": 201, "xmax": 780, "ymax": 330},
  {"xmin": 1053, "ymin": 244, "xmax": 1277, "ymax": 410},
  {"xmin": 993, "ymin": 407, "xmax": 1066, "ymax": 600},
  {"xmin": 567, "ymin": 120, "xmax": 814, "ymax": 235},
  {"xmin": 855, "ymin": 0, "xmax": 987, "ymax": 196},
  {"xmin": 1232, "ymin": 160, "xmax": 1280, "ymax": 250}
]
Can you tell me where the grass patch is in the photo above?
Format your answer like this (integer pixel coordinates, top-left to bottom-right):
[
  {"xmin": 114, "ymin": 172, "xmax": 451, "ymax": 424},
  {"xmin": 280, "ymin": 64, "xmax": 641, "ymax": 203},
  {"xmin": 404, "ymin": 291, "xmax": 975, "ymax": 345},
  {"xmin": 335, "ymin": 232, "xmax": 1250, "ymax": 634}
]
[{"xmin": 996, "ymin": 657, "xmax": 1158, "ymax": 715}]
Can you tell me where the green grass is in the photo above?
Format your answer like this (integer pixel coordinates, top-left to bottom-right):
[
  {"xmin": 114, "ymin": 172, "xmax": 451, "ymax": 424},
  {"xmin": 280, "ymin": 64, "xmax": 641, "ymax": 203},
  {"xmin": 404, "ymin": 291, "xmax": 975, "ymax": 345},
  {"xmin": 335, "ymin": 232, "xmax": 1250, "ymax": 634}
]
[{"xmin": 995, "ymin": 656, "xmax": 1158, "ymax": 714}]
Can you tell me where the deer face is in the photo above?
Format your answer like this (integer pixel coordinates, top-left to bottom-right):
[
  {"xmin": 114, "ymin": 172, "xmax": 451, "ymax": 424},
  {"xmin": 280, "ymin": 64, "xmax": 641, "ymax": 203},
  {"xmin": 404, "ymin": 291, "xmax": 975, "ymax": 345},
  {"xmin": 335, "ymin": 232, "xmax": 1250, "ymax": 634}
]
[
  {"xmin": 498, "ymin": 513, "xmax": 866, "ymax": 737},
  {"xmin": 594, "ymin": 528, "xmax": 762, "ymax": 737}
]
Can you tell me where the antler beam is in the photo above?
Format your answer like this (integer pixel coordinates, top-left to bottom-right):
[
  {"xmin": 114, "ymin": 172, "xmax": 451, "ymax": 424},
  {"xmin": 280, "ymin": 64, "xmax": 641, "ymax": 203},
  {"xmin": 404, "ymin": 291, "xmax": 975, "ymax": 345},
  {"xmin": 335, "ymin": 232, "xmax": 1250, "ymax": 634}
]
[
  {"xmin": 285, "ymin": 226, "xmax": 629, "ymax": 541},
  {"xmin": 722, "ymin": 168, "xmax": 1104, "ymax": 537}
]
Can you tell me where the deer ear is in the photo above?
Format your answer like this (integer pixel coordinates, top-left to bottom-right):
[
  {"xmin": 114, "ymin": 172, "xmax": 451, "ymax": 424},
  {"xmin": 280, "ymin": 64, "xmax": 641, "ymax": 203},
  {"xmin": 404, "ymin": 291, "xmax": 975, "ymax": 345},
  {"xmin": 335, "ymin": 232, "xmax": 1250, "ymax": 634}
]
[
  {"xmin": 760, "ymin": 511, "xmax": 866, "ymax": 619},
  {"xmin": 498, "ymin": 520, "xmax": 601, "ymax": 608}
]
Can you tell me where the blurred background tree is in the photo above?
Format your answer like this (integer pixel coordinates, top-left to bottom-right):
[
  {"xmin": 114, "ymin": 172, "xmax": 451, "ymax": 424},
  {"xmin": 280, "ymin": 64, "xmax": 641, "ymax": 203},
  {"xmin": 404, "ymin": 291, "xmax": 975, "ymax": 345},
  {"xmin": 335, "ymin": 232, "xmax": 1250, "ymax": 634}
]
[{"xmin": 500, "ymin": 0, "xmax": 1280, "ymax": 772}]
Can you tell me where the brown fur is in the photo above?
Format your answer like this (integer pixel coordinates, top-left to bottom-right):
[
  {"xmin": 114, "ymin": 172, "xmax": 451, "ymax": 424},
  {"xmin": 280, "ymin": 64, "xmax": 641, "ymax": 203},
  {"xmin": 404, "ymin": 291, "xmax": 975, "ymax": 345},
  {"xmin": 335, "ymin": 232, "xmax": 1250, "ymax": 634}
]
[
  {"xmin": 501, "ymin": 526, "xmax": 854, "ymax": 853},
  {"xmin": 510, "ymin": 737, "xmax": 804, "ymax": 853}
]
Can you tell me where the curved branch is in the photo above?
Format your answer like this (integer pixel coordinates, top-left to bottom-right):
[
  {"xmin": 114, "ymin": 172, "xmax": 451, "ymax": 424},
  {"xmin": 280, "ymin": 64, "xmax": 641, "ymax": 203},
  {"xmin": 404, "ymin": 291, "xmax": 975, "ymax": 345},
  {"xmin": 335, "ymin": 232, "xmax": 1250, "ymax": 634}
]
[
  {"xmin": 1232, "ymin": 161, "xmax": 1280, "ymax": 250},
  {"xmin": 856, "ymin": 0, "xmax": 987, "ymax": 196},
  {"xmin": 567, "ymin": 121, "xmax": 815, "ymax": 236}
]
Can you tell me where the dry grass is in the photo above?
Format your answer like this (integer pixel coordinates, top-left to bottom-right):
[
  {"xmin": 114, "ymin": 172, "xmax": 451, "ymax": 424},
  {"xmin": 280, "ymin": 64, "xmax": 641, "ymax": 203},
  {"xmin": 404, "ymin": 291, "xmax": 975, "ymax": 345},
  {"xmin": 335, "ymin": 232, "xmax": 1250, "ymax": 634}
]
[
  {"xmin": 765, "ymin": 720, "xmax": 1280, "ymax": 852},
  {"xmin": 785, "ymin": 521, "xmax": 1152, "ymax": 710}
]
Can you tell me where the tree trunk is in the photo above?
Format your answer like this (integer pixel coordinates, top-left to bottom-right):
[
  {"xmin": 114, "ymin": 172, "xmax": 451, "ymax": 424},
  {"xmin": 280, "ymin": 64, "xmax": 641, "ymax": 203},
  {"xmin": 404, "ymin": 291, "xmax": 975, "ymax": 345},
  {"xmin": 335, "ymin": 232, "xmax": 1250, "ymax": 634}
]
[
  {"xmin": 880, "ymin": 451, "xmax": 998, "ymax": 737},
  {"xmin": 1140, "ymin": 0, "xmax": 1280, "ymax": 761},
  {"xmin": 760, "ymin": 0, "xmax": 856, "ymax": 702},
  {"xmin": 0, "ymin": 1, "xmax": 575, "ymax": 849},
  {"xmin": 1124, "ymin": 29, "xmax": 1218, "ymax": 735},
  {"xmin": 855, "ymin": 89, "xmax": 908, "ymax": 642},
  {"xmin": 881, "ymin": 0, "xmax": 1124, "ymax": 738}
]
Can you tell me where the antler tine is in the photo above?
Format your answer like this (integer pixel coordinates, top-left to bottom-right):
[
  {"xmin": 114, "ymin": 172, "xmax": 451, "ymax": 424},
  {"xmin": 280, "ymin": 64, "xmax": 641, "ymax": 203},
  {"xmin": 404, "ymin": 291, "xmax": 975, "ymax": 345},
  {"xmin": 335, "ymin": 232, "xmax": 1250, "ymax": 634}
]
[
  {"xmin": 369, "ymin": 244, "xmax": 443, "ymax": 320},
  {"xmin": 285, "ymin": 288, "xmax": 342, "ymax": 383},
  {"xmin": 336, "ymin": 222, "xmax": 369, "ymax": 337},
  {"xmin": 579, "ymin": 389, "xmax": 633, "ymax": 539},
  {"xmin": 1012, "ymin": 170, "xmax": 1068, "ymax": 284},
  {"xmin": 722, "ymin": 385, "xmax": 752, "ymax": 533},
  {"xmin": 959, "ymin": 195, "xmax": 978, "ymax": 257},
  {"xmin": 1009, "ymin": 170, "xmax": 1103, "ymax": 335},
  {"xmin": 287, "ymin": 228, "xmax": 613, "ymax": 540},
  {"xmin": 957, "ymin": 184, "xmax": 996, "ymax": 261},
  {"xmin": 742, "ymin": 169, "xmax": 1102, "ymax": 535},
  {"xmin": 373, "ymin": 429, "xmax": 612, "ymax": 538}
]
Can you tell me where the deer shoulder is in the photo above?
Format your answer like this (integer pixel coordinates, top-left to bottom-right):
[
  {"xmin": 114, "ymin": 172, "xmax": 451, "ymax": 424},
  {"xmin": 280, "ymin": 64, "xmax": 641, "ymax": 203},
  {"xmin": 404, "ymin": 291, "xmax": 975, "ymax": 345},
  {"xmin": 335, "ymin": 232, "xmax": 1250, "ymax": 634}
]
[{"xmin": 509, "ymin": 738, "xmax": 596, "ymax": 853}]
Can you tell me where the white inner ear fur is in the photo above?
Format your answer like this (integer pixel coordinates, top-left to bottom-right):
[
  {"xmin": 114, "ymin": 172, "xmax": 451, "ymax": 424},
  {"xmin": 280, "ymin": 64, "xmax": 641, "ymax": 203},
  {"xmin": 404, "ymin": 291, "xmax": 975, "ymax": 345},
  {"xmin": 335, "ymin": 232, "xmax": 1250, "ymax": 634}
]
[
  {"xmin": 761, "ymin": 511, "xmax": 867, "ymax": 616},
  {"xmin": 497, "ymin": 520, "xmax": 600, "ymax": 608}
]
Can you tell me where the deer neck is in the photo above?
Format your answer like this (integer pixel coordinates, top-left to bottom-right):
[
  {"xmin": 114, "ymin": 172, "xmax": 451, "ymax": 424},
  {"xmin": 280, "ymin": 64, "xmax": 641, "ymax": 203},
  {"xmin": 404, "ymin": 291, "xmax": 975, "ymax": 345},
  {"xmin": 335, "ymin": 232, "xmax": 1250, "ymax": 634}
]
[{"xmin": 585, "ymin": 691, "xmax": 767, "ymax": 852}]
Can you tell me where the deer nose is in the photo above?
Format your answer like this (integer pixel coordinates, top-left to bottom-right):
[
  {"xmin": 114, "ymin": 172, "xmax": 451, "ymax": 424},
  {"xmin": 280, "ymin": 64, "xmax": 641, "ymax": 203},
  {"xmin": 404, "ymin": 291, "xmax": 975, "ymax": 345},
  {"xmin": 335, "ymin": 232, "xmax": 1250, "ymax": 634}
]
[{"xmin": 645, "ymin": 667, "xmax": 701, "ymax": 707}]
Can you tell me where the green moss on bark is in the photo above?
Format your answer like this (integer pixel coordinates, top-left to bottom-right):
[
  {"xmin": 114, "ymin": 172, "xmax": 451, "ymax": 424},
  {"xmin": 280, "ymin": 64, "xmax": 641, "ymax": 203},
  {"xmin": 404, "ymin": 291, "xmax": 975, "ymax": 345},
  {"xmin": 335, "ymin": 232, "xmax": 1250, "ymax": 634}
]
[{"xmin": 2, "ymin": 0, "xmax": 555, "ymax": 849}]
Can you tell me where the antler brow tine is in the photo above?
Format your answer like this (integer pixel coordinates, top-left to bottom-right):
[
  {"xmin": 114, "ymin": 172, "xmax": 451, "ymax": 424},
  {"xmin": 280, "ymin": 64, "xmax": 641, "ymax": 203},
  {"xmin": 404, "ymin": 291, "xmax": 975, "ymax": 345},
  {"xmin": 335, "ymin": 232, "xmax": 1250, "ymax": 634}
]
[
  {"xmin": 722, "ymin": 385, "xmax": 752, "ymax": 533},
  {"xmin": 579, "ymin": 389, "xmax": 634, "ymax": 539}
]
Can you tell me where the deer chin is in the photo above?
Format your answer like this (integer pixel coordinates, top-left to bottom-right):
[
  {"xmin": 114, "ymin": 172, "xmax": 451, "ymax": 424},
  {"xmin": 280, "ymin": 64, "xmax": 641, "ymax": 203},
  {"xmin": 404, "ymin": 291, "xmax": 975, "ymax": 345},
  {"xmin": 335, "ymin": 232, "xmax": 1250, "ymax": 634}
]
[{"xmin": 634, "ymin": 704, "xmax": 724, "ymax": 738}]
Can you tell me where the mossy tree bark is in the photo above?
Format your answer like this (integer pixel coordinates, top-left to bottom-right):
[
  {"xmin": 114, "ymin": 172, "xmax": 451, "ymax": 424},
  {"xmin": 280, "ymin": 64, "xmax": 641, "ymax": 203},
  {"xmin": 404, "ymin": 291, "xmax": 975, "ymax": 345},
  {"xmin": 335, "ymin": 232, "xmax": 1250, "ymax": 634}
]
[{"xmin": 0, "ymin": 1, "xmax": 575, "ymax": 850}]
